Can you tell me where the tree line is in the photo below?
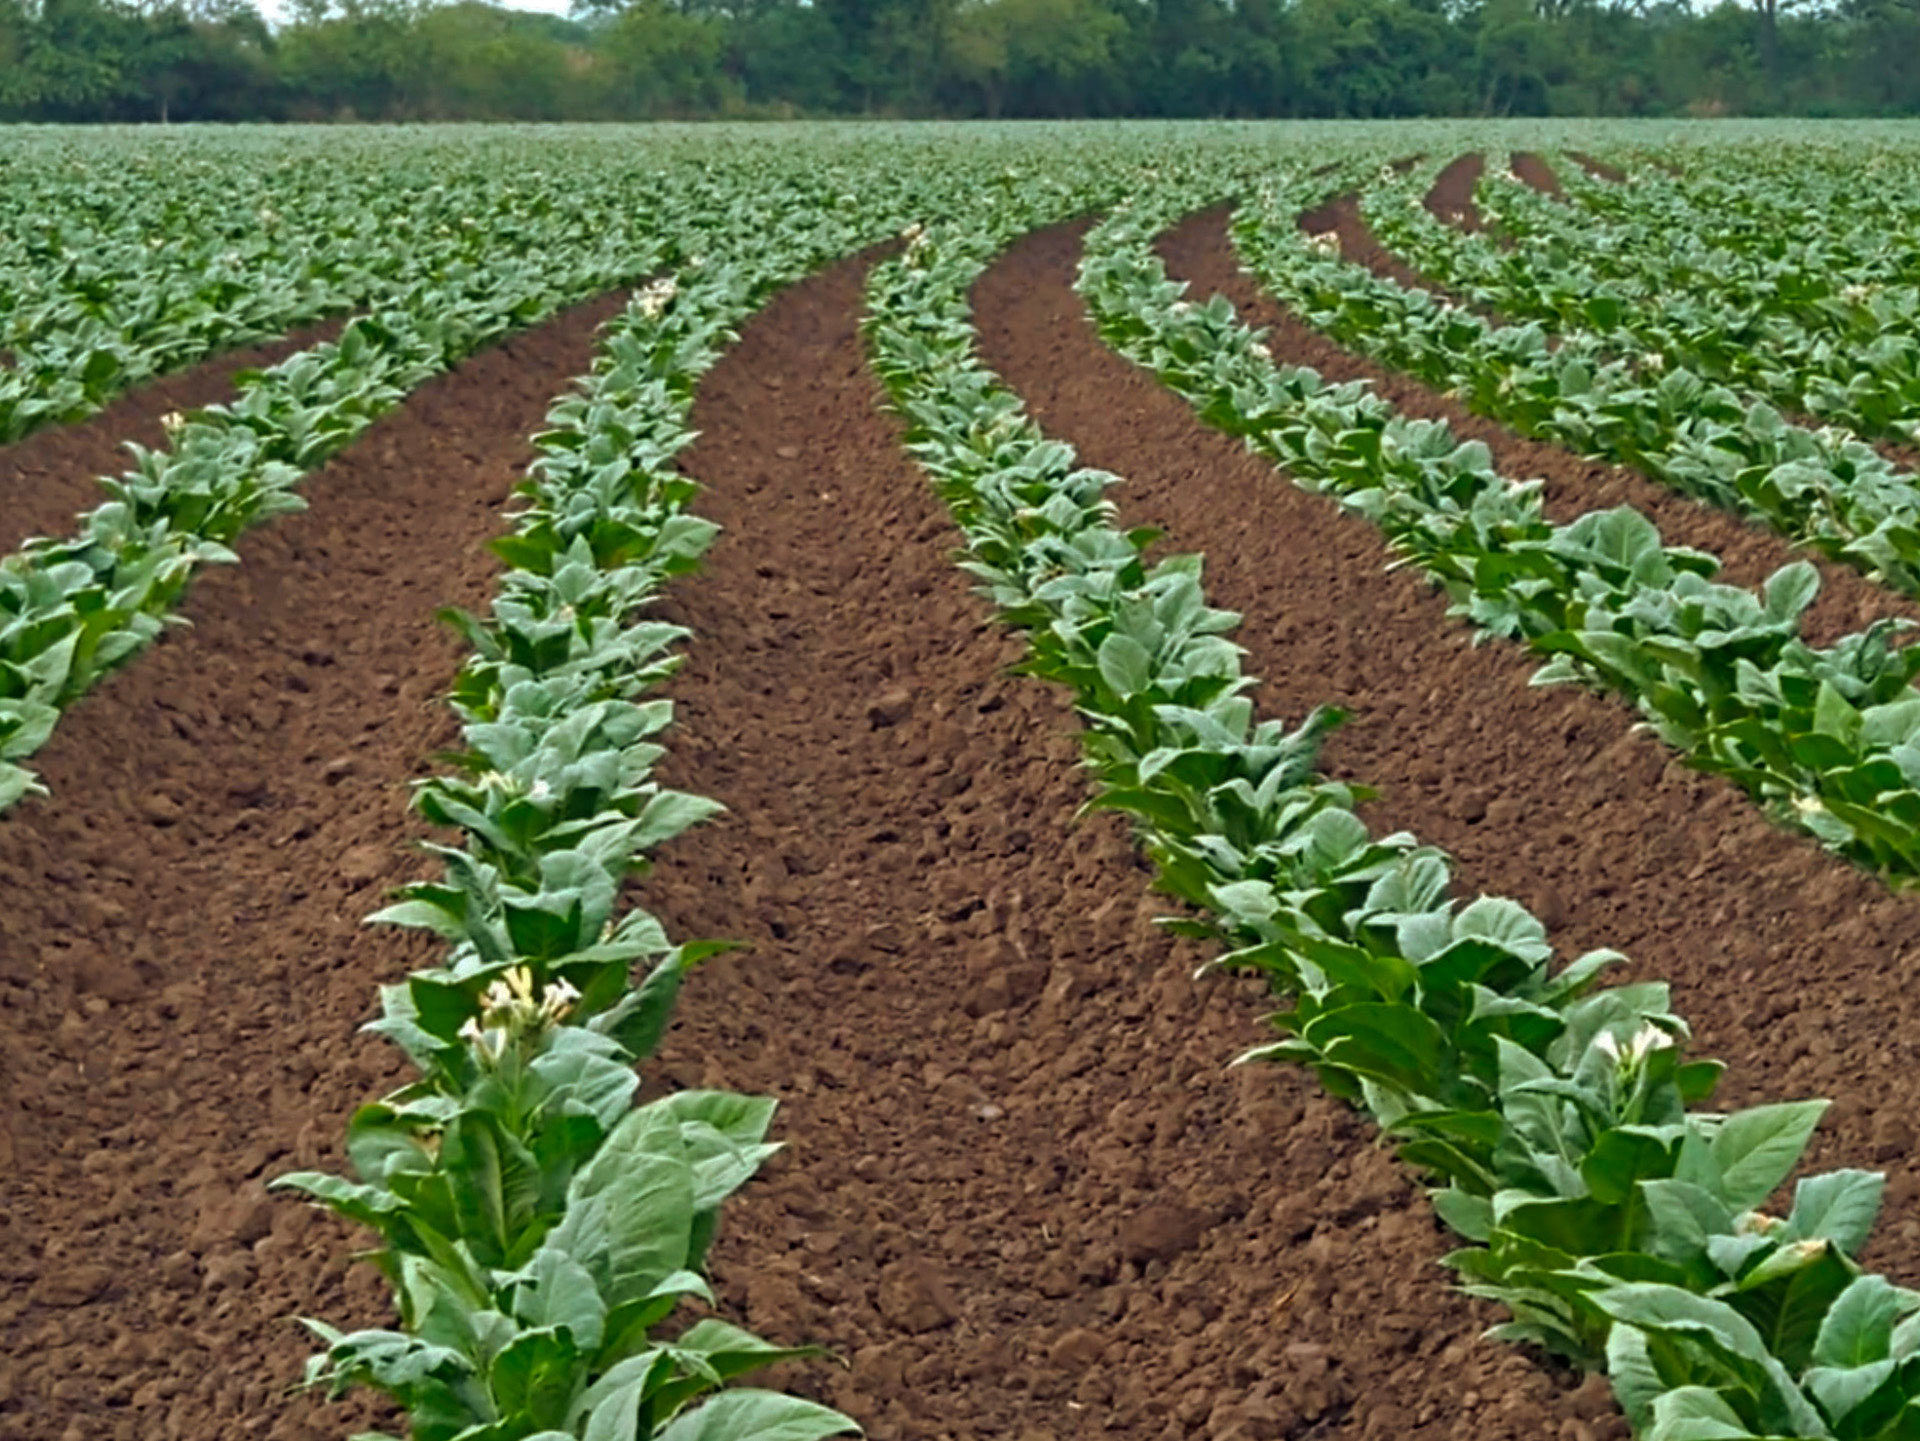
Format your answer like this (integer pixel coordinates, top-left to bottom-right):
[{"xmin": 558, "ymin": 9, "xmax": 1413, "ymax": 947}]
[{"xmin": 3, "ymin": 0, "xmax": 1918, "ymax": 124}]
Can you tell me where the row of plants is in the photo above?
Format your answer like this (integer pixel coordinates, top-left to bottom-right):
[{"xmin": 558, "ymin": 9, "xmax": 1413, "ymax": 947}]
[
  {"xmin": 0, "ymin": 230, "xmax": 675, "ymax": 815},
  {"xmin": 864, "ymin": 195, "xmax": 1920, "ymax": 1441},
  {"xmin": 1554, "ymin": 147, "xmax": 1920, "ymax": 302},
  {"xmin": 1075, "ymin": 179, "xmax": 1920, "ymax": 883},
  {"xmin": 1360, "ymin": 153, "xmax": 1920, "ymax": 454},
  {"xmin": 255, "ymin": 134, "xmax": 1208, "ymax": 1439},
  {"xmin": 0, "ymin": 137, "xmax": 669, "ymax": 445},
  {"xmin": 269, "ymin": 258, "xmax": 862, "ymax": 1441},
  {"xmin": 1, "ymin": 129, "xmax": 1292, "ymax": 821},
  {"xmin": 1234, "ymin": 164, "xmax": 1920, "ymax": 614}
]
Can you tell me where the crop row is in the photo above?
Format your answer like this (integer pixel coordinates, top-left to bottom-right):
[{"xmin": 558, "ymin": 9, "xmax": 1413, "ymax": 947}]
[
  {"xmin": 253, "ymin": 136, "xmax": 1252, "ymax": 1441},
  {"xmin": 0, "ymin": 138, "xmax": 671, "ymax": 444},
  {"xmin": 1130, "ymin": 167, "xmax": 1920, "ymax": 880},
  {"xmin": 1370, "ymin": 152, "xmax": 1920, "ymax": 451},
  {"xmin": 0, "ymin": 140, "xmax": 1096, "ymax": 817},
  {"xmin": 868, "ymin": 182, "xmax": 1920, "ymax": 1441},
  {"xmin": 1239, "ymin": 161, "xmax": 1920, "ymax": 615},
  {"xmin": 265, "ymin": 258, "xmax": 866, "ymax": 1441},
  {"xmin": 0, "ymin": 228, "xmax": 674, "ymax": 814},
  {"xmin": 1555, "ymin": 146, "xmax": 1920, "ymax": 308}
]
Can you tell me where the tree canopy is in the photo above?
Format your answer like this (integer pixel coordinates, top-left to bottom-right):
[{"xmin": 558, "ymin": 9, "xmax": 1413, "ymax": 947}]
[{"xmin": 1, "ymin": 0, "xmax": 1917, "ymax": 121}]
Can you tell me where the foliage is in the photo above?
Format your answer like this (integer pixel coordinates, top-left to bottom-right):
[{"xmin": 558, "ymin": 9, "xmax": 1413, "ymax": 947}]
[
  {"xmin": 6, "ymin": 0, "xmax": 1920, "ymax": 121},
  {"xmin": 271, "ymin": 260, "xmax": 865, "ymax": 1441},
  {"xmin": 867, "ymin": 180, "xmax": 1920, "ymax": 1441}
]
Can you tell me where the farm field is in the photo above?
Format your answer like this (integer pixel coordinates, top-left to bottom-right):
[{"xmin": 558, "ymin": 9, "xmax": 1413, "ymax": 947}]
[{"xmin": 7, "ymin": 118, "xmax": 1920, "ymax": 1441}]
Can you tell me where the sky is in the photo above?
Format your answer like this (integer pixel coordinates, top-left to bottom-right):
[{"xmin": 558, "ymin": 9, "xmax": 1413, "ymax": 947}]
[{"xmin": 253, "ymin": 0, "xmax": 579, "ymax": 24}]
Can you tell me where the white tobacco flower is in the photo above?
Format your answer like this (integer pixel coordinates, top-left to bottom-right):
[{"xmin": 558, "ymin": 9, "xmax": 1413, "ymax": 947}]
[
  {"xmin": 460, "ymin": 1015, "xmax": 504, "ymax": 1062},
  {"xmin": 161, "ymin": 411, "xmax": 186, "ymax": 436},
  {"xmin": 1642, "ymin": 352, "xmax": 1666, "ymax": 374},
  {"xmin": 1841, "ymin": 283, "xmax": 1873, "ymax": 305},
  {"xmin": 1307, "ymin": 231, "xmax": 1342, "ymax": 258},
  {"xmin": 1594, "ymin": 1022, "xmax": 1673, "ymax": 1069},
  {"xmin": 538, "ymin": 977, "xmax": 582, "ymax": 1025},
  {"xmin": 900, "ymin": 222, "xmax": 925, "ymax": 243},
  {"xmin": 637, "ymin": 277, "xmax": 679, "ymax": 320}
]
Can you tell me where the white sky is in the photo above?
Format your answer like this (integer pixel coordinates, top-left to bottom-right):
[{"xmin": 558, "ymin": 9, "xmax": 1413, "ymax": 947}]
[{"xmin": 254, "ymin": 0, "xmax": 579, "ymax": 24}]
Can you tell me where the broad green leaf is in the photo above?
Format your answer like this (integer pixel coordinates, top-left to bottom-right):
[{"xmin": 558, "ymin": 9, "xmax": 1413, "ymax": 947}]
[{"xmin": 652, "ymin": 1390, "xmax": 861, "ymax": 1441}]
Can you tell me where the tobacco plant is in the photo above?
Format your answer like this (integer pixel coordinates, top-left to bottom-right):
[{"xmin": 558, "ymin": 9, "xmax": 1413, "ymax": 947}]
[
  {"xmin": 272, "ymin": 253, "xmax": 873, "ymax": 1441},
  {"xmin": 1237, "ymin": 163, "xmax": 1920, "ymax": 616},
  {"xmin": 1075, "ymin": 182, "xmax": 1920, "ymax": 882},
  {"xmin": 866, "ymin": 192, "xmax": 1920, "ymax": 1441}
]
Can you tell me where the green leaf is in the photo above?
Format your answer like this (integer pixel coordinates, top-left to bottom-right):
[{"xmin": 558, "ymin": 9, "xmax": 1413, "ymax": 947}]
[
  {"xmin": 509, "ymin": 1247, "xmax": 608, "ymax": 1355},
  {"xmin": 546, "ymin": 1105, "xmax": 693, "ymax": 1310},
  {"xmin": 1095, "ymin": 631, "xmax": 1155, "ymax": 698},
  {"xmin": 1698, "ymin": 1102, "xmax": 1829, "ymax": 1211},
  {"xmin": 1814, "ymin": 1275, "xmax": 1905, "ymax": 1368},
  {"xmin": 1583, "ymin": 1127, "xmax": 1683, "ymax": 1207},
  {"xmin": 652, "ymin": 1390, "xmax": 861, "ymax": 1441},
  {"xmin": 1786, "ymin": 1170, "xmax": 1885, "ymax": 1255},
  {"xmin": 488, "ymin": 1327, "xmax": 581, "ymax": 1430}
]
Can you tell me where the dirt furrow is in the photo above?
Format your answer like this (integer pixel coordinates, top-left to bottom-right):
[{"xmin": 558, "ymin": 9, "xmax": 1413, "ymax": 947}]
[
  {"xmin": 1191, "ymin": 202, "xmax": 1914, "ymax": 645},
  {"xmin": 1510, "ymin": 153, "xmax": 1565, "ymax": 198},
  {"xmin": 1422, "ymin": 153, "xmax": 1485, "ymax": 232},
  {"xmin": 0, "ymin": 321, "xmax": 346, "ymax": 557},
  {"xmin": 0, "ymin": 290, "xmax": 625, "ymax": 1440},
  {"xmin": 615, "ymin": 251, "xmax": 1590, "ymax": 1441},
  {"xmin": 973, "ymin": 219, "xmax": 1920, "ymax": 1435}
]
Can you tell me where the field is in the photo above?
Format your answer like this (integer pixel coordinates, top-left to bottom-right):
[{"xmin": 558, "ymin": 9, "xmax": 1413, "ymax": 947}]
[{"xmin": 5, "ymin": 119, "xmax": 1920, "ymax": 1441}]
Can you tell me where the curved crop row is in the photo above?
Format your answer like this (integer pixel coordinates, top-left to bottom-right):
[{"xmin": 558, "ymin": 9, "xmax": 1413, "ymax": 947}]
[
  {"xmin": 0, "ymin": 233, "xmax": 673, "ymax": 815},
  {"xmin": 1237, "ymin": 167, "xmax": 1920, "ymax": 613},
  {"xmin": 1077, "ymin": 182, "xmax": 1920, "ymax": 882},
  {"xmin": 0, "ymin": 137, "xmax": 664, "ymax": 445},
  {"xmin": 868, "ymin": 191, "xmax": 1920, "ymax": 1441},
  {"xmin": 256, "ymin": 135, "xmax": 1221, "ymax": 1441},
  {"xmin": 270, "ymin": 259, "xmax": 860, "ymax": 1441},
  {"xmin": 1362, "ymin": 154, "xmax": 1920, "ymax": 452},
  {"xmin": 0, "ymin": 139, "xmax": 1076, "ymax": 817}
]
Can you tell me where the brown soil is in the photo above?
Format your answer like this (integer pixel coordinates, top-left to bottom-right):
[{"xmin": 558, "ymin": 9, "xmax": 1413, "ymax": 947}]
[
  {"xmin": 1568, "ymin": 152, "xmax": 1627, "ymax": 183},
  {"xmin": 973, "ymin": 218, "xmax": 1920, "ymax": 1432},
  {"xmin": 0, "ymin": 321, "xmax": 346, "ymax": 558},
  {"xmin": 1423, "ymin": 153, "xmax": 1486, "ymax": 232},
  {"xmin": 1511, "ymin": 153, "xmax": 1565, "ymax": 199},
  {"xmin": 0, "ymin": 288, "xmax": 627, "ymax": 1440},
  {"xmin": 1188, "ymin": 204, "xmax": 1912, "ymax": 645},
  {"xmin": 636, "ymin": 252, "xmax": 1597, "ymax": 1441}
]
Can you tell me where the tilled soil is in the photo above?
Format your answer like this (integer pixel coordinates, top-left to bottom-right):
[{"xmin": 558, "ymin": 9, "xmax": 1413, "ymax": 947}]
[
  {"xmin": 1567, "ymin": 151, "xmax": 1627, "ymax": 183},
  {"xmin": 0, "ymin": 322, "xmax": 344, "ymax": 557},
  {"xmin": 1263, "ymin": 202, "xmax": 1914, "ymax": 644},
  {"xmin": 1423, "ymin": 153, "xmax": 1485, "ymax": 232},
  {"xmin": 630, "ymin": 251, "xmax": 1604, "ymax": 1441},
  {"xmin": 0, "ymin": 289, "xmax": 625, "ymax": 1440},
  {"xmin": 1511, "ymin": 152, "xmax": 1566, "ymax": 198},
  {"xmin": 972, "ymin": 218, "xmax": 1920, "ymax": 1435}
]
